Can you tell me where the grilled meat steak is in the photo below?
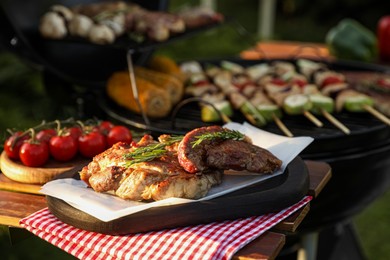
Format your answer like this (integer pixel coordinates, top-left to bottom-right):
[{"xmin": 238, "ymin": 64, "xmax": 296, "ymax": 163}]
[
  {"xmin": 178, "ymin": 125, "xmax": 282, "ymax": 174},
  {"xmin": 178, "ymin": 125, "xmax": 223, "ymax": 173},
  {"xmin": 206, "ymin": 139, "xmax": 282, "ymax": 173},
  {"xmin": 80, "ymin": 135, "xmax": 222, "ymax": 201},
  {"xmin": 80, "ymin": 126, "xmax": 282, "ymax": 201}
]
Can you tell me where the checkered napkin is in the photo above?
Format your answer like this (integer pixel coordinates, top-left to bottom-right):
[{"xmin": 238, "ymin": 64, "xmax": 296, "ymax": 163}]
[{"xmin": 20, "ymin": 196, "xmax": 311, "ymax": 260}]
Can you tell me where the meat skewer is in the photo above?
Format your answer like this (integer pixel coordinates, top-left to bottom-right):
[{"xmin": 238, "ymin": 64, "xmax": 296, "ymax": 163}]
[
  {"xmin": 245, "ymin": 85, "xmax": 292, "ymax": 137},
  {"xmin": 181, "ymin": 61, "xmax": 267, "ymax": 127},
  {"xmin": 216, "ymin": 62, "xmax": 294, "ymax": 135},
  {"xmin": 311, "ymin": 66, "xmax": 390, "ymax": 126},
  {"xmin": 262, "ymin": 79, "xmax": 324, "ymax": 127},
  {"xmin": 336, "ymin": 89, "xmax": 390, "ymax": 126},
  {"xmin": 274, "ymin": 61, "xmax": 351, "ymax": 132},
  {"xmin": 212, "ymin": 69, "xmax": 268, "ymax": 127},
  {"xmin": 181, "ymin": 64, "xmax": 233, "ymax": 123}
]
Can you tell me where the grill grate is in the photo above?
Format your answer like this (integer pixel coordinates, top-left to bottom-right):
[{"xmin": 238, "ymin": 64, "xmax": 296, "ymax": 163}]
[{"xmin": 99, "ymin": 58, "xmax": 390, "ymax": 158}]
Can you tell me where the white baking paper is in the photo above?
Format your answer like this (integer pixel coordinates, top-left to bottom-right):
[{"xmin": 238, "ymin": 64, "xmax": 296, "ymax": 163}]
[{"xmin": 40, "ymin": 122, "xmax": 313, "ymax": 222}]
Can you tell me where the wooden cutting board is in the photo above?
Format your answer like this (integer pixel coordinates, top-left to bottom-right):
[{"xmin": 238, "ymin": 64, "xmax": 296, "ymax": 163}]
[
  {"xmin": 0, "ymin": 151, "xmax": 89, "ymax": 192},
  {"xmin": 47, "ymin": 156, "xmax": 309, "ymax": 235}
]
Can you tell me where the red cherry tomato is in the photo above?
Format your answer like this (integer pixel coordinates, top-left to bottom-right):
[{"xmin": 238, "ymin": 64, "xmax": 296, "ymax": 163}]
[
  {"xmin": 78, "ymin": 132, "xmax": 107, "ymax": 158},
  {"xmin": 49, "ymin": 135, "xmax": 78, "ymax": 162},
  {"xmin": 19, "ymin": 141, "xmax": 49, "ymax": 167},
  {"xmin": 321, "ymin": 76, "xmax": 343, "ymax": 88},
  {"xmin": 36, "ymin": 129, "xmax": 57, "ymax": 144},
  {"xmin": 98, "ymin": 121, "xmax": 115, "ymax": 135},
  {"xmin": 4, "ymin": 131, "xmax": 30, "ymax": 160},
  {"xmin": 67, "ymin": 127, "xmax": 83, "ymax": 142},
  {"xmin": 107, "ymin": 126, "xmax": 132, "ymax": 147}
]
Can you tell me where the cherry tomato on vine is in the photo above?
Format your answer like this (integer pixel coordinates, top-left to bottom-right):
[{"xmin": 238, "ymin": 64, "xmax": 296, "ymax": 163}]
[
  {"xmin": 106, "ymin": 125, "xmax": 132, "ymax": 147},
  {"xmin": 36, "ymin": 129, "xmax": 57, "ymax": 144},
  {"xmin": 67, "ymin": 127, "xmax": 83, "ymax": 142},
  {"xmin": 107, "ymin": 126, "xmax": 132, "ymax": 147},
  {"xmin": 49, "ymin": 134, "xmax": 78, "ymax": 162},
  {"xmin": 4, "ymin": 131, "xmax": 30, "ymax": 160},
  {"xmin": 19, "ymin": 141, "xmax": 49, "ymax": 167},
  {"xmin": 78, "ymin": 132, "xmax": 107, "ymax": 158},
  {"xmin": 98, "ymin": 121, "xmax": 115, "ymax": 135}
]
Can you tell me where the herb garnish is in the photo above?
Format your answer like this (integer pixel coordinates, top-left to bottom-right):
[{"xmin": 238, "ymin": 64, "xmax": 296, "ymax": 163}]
[
  {"xmin": 124, "ymin": 129, "xmax": 245, "ymax": 166},
  {"xmin": 124, "ymin": 135, "xmax": 183, "ymax": 166},
  {"xmin": 191, "ymin": 129, "xmax": 245, "ymax": 148}
]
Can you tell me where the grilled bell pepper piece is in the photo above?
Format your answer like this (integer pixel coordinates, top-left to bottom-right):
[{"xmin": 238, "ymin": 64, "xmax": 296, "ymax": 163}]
[
  {"xmin": 283, "ymin": 94, "xmax": 312, "ymax": 115},
  {"xmin": 326, "ymin": 18, "xmax": 377, "ymax": 62}
]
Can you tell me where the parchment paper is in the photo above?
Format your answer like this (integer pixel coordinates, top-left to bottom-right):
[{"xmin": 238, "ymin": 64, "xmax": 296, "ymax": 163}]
[{"xmin": 40, "ymin": 122, "xmax": 313, "ymax": 222}]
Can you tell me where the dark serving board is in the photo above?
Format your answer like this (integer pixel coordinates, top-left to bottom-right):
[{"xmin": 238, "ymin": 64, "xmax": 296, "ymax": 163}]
[{"xmin": 46, "ymin": 156, "xmax": 309, "ymax": 235}]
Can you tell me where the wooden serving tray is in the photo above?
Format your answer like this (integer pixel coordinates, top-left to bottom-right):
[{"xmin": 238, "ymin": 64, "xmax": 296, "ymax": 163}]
[
  {"xmin": 46, "ymin": 156, "xmax": 309, "ymax": 235},
  {"xmin": 0, "ymin": 151, "xmax": 89, "ymax": 185}
]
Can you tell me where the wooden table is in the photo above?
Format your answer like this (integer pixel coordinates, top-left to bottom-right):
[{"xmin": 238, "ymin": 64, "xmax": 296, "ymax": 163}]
[{"xmin": 0, "ymin": 160, "xmax": 331, "ymax": 260}]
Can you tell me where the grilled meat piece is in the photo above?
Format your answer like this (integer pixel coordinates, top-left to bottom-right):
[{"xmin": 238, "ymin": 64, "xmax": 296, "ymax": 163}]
[
  {"xmin": 80, "ymin": 126, "xmax": 281, "ymax": 201},
  {"xmin": 178, "ymin": 125, "xmax": 223, "ymax": 173},
  {"xmin": 79, "ymin": 141, "xmax": 132, "ymax": 191},
  {"xmin": 116, "ymin": 156, "xmax": 222, "ymax": 201},
  {"xmin": 206, "ymin": 139, "xmax": 282, "ymax": 174},
  {"xmin": 79, "ymin": 135, "xmax": 222, "ymax": 201},
  {"xmin": 177, "ymin": 126, "xmax": 282, "ymax": 174}
]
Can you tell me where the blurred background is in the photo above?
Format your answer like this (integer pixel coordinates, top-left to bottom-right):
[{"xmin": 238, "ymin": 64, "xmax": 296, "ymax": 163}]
[{"xmin": 0, "ymin": 0, "xmax": 389, "ymax": 259}]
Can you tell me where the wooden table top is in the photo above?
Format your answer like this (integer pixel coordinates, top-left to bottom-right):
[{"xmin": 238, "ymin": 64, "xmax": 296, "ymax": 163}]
[{"xmin": 0, "ymin": 160, "xmax": 331, "ymax": 260}]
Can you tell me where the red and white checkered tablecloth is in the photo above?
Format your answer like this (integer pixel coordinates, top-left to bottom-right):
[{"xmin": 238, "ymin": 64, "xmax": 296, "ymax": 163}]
[{"xmin": 20, "ymin": 196, "xmax": 312, "ymax": 260}]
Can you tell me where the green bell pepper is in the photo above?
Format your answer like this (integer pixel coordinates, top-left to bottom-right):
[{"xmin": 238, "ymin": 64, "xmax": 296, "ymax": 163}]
[{"xmin": 326, "ymin": 18, "xmax": 377, "ymax": 62}]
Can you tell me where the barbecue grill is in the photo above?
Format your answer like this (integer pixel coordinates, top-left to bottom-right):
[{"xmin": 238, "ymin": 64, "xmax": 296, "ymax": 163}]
[{"xmin": 1, "ymin": 0, "xmax": 390, "ymax": 258}]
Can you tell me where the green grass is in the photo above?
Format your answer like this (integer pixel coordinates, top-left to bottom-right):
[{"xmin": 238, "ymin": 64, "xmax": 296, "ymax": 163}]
[{"xmin": 354, "ymin": 189, "xmax": 390, "ymax": 259}]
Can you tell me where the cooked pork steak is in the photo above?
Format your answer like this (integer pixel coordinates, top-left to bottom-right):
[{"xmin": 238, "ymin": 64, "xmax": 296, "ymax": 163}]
[
  {"xmin": 80, "ymin": 126, "xmax": 282, "ymax": 201},
  {"xmin": 206, "ymin": 139, "xmax": 282, "ymax": 173},
  {"xmin": 79, "ymin": 135, "xmax": 222, "ymax": 201},
  {"xmin": 178, "ymin": 125, "xmax": 223, "ymax": 173},
  {"xmin": 178, "ymin": 125, "xmax": 282, "ymax": 174}
]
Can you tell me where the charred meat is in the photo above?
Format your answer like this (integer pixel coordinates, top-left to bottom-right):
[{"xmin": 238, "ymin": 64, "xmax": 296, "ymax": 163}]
[{"xmin": 80, "ymin": 126, "xmax": 281, "ymax": 201}]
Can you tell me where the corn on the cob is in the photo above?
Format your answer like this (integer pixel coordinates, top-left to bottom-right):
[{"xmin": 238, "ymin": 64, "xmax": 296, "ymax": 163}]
[
  {"xmin": 134, "ymin": 66, "xmax": 184, "ymax": 105},
  {"xmin": 106, "ymin": 71, "xmax": 172, "ymax": 118},
  {"xmin": 148, "ymin": 55, "xmax": 187, "ymax": 82}
]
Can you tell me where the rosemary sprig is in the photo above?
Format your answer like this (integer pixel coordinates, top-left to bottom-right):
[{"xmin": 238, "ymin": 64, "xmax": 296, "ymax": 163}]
[
  {"xmin": 191, "ymin": 129, "xmax": 245, "ymax": 148},
  {"xmin": 123, "ymin": 129, "xmax": 246, "ymax": 166},
  {"xmin": 124, "ymin": 135, "xmax": 183, "ymax": 166}
]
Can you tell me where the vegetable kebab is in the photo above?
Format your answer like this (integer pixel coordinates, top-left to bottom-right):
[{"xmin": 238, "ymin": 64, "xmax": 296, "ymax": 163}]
[
  {"xmin": 258, "ymin": 63, "xmax": 325, "ymax": 128},
  {"xmin": 303, "ymin": 84, "xmax": 351, "ymax": 134},
  {"xmin": 241, "ymin": 63, "xmax": 292, "ymax": 136},
  {"xmin": 213, "ymin": 61, "xmax": 292, "ymax": 136},
  {"xmin": 300, "ymin": 59, "xmax": 390, "ymax": 126},
  {"xmin": 267, "ymin": 60, "xmax": 351, "ymax": 133},
  {"xmin": 181, "ymin": 61, "xmax": 233, "ymax": 123},
  {"xmin": 213, "ymin": 70, "xmax": 267, "ymax": 127}
]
